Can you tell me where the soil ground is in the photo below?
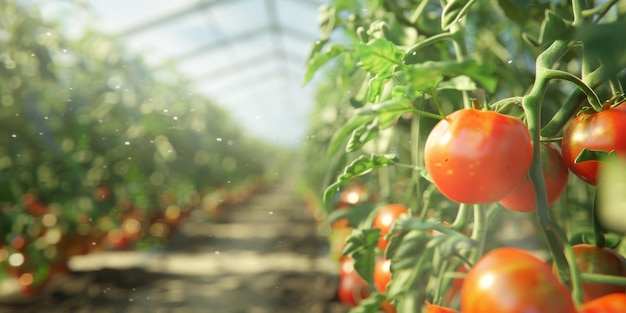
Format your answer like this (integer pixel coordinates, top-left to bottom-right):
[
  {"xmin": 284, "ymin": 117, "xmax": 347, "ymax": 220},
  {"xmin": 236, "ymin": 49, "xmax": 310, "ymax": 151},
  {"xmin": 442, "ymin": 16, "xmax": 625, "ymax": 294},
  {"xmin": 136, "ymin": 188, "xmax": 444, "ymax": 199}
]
[{"xmin": 0, "ymin": 179, "xmax": 348, "ymax": 313}]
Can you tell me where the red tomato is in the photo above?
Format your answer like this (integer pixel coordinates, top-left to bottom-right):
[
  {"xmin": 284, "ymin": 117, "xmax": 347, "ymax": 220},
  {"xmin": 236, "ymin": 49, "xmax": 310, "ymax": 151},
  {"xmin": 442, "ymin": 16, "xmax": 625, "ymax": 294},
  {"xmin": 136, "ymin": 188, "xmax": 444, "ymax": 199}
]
[
  {"xmin": 338, "ymin": 269, "xmax": 370, "ymax": 307},
  {"xmin": 498, "ymin": 142, "xmax": 569, "ymax": 212},
  {"xmin": 553, "ymin": 244, "xmax": 626, "ymax": 302},
  {"xmin": 424, "ymin": 109, "xmax": 533, "ymax": 204},
  {"xmin": 561, "ymin": 102, "xmax": 626, "ymax": 185},
  {"xmin": 374, "ymin": 258, "xmax": 391, "ymax": 294},
  {"xmin": 372, "ymin": 204, "xmax": 409, "ymax": 250},
  {"xmin": 461, "ymin": 247, "xmax": 576, "ymax": 313},
  {"xmin": 579, "ymin": 293, "xmax": 626, "ymax": 313},
  {"xmin": 339, "ymin": 256, "xmax": 356, "ymax": 278},
  {"xmin": 425, "ymin": 304, "xmax": 459, "ymax": 313}
]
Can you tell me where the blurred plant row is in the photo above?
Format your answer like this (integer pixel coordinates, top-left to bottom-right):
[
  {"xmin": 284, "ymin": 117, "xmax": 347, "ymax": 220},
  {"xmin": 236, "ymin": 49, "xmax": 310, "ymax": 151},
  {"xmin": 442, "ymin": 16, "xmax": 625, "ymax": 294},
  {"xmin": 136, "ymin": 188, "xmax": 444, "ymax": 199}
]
[{"xmin": 0, "ymin": 0, "xmax": 283, "ymax": 294}]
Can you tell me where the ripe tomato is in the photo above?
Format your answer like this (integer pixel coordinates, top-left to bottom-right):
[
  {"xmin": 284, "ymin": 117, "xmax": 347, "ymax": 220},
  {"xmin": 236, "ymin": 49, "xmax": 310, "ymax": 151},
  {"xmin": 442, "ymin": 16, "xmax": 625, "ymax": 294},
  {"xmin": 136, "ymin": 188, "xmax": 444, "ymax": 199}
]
[
  {"xmin": 498, "ymin": 142, "xmax": 569, "ymax": 212},
  {"xmin": 424, "ymin": 109, "xmax": 533, "ymax": 204},
  {"xmin": 374, "ymin": 258, "xmax": 391, "ymax": 294},
  {"xmin": 561, "ymin": 102, "xmax": 626, "ymax": 185},
  {"xmin": 554, "ymin": 244, "xmax": 626, "ymax": 302},
  {"xmin": 579, "ymin": 293, "xmax": 626, "ymax": 313},
  {"xmin": 425, "ymin": 304, "xmax": 459, "ymax": 313},
  {"xmin": 339, "ymin": 256, "xmax": 356, "ymax": 278},
  {"xmin": 372, "ymin": 204, "xmax": 409, "ymax": 250},
  {"xmin": 338, "ymin": 269, "xmax": 370, "ymax": 307},
  {"xmin": 461, "ymin": 247, "xmax": 576, "ymax": 313}
]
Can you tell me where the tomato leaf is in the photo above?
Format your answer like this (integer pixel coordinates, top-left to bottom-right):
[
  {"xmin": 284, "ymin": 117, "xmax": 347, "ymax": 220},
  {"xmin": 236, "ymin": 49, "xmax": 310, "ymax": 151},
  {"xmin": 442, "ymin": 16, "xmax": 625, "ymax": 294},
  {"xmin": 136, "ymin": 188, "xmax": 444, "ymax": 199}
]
[
  {"xmin": 327, "ymin": 202, "xmax": 376, "ymax": 228},
  {"xmin": 367, "ymin": 75, "xmax": 389, "ymax": 103},
  {"xmin": 323, "ymin": 154, "xmax": 399, "ymax": 203},
  {"xmin": 389, "ymin": 230, "xmax": 431, "ymax": 270},
  {"xmin": 348, "ymin": 292, "xmax": 387, "ymax": 313},
  {"xmin": 577, "ymin": 21, "xmax": 626, "ymax": 72},
  {"xmin": 327, "ymin": 114, "xmax": 375, "ymax": 158},
  {"xmin": 346, "ymin": 118, "xmax": 379, "ymax": 153},
  {"xmin": 354, "ymin": 38, "xmax": 404, "ymax": 78},
  {"xmin": 574, "ymin": 148, "xmax": 617, "ymax": 163},
  {"xmin": 406, "ymin": 60, "xmax": 497, "ymax": 93},
  {"xmin": 304, "ymin": 44, "xmax": 346, "ymax": 84},
  {"xmin": 538, "ymin": 10, "xmax": 572, "ymax": 45},
  {"xmin": 441, "ymin": 0, "xmax": 477, "ymax": 30},
  {"xmin": 343, "ymin": 228, "xmax": 379, "ymax": 284}
]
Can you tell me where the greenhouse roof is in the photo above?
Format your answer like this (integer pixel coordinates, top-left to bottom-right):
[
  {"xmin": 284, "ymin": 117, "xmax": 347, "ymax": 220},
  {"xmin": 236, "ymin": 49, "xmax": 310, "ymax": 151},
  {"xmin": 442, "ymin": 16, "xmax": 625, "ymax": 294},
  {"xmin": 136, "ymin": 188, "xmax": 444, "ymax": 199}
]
[{"xmin": 30, "ymin": 0, "xmax": 325, "ymax": 146}]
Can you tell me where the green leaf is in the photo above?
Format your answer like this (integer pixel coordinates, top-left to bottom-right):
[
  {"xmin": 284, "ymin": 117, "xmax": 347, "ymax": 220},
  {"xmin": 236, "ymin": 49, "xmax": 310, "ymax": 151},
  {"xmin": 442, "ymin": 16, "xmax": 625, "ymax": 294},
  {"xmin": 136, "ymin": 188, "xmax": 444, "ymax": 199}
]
[
  {"xmin": 437, "ymin": 75, "xmax": 478, "ymax": 91},
  {"xmin": 577, "ymin": 21, "xmax": 626, "ymax": 71},
  {"xmin": 323, "ymin": 154, "xmax": 399, "ymax": 203},
  {"xmin": 406, "ymin": 60, "xmax": 497, "ymax": 93},
  {"xmin": 346, "ymin": 118, "xmax": 379, "ymax": 153},
  {"xmin": 349, "ymin": 292, "xmax": 387, "ymax": 313},
  {"xmin": 574, "ymin": 149, "xmax": 617, "ymax": 163},
  {"xmin": 441, "ymin": 0, "xmax": 478, "ymax": 30},
  {"xmin": 538, "ymin": 10, "xmax": 572, "ymax": 45},
  {"xmin": 389, "ymin": 230, "xmax": 431, "ymax": 270},
  {"xmin": 356, "ymin": 98, "xmax": 413, "ymax": 129},
  {"xmin": 326, "ymin": 202, "xmax": 376, "ymax": 228},
  {"xmin": 327, "ymin": 114, "xmax": 375, "ymax": 158},
  {"xmin": 304, "ymin": 44, "xmax": 346, "ymax": 84},
  {"xmin": 343, "ymin": 228, "xmax": 380, "ymax": 284},
  {"xmin": 354, "ymin": 38, "xmax": 404, "ymax": 78},
  {"xmin": 367, "ymin": 75, "xmax": 389, "ymax": 103}
]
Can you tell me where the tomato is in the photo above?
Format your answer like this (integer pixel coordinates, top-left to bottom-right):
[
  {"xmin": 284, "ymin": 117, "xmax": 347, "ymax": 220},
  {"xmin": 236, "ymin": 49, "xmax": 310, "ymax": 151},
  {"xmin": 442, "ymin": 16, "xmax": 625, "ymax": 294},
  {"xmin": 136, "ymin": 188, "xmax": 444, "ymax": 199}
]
[
  {"xmin": 461, "ymin": 247, "xmax": 576, "ymax": 313},
  {"xmin": 372, "ymin": 204, "xmax": 409, "ymax": 250},
  {"xmin": 338, "ymin": 269, "xmax": 370, "ymax": 307},
  {"xmin": 579, "ymin": 293, "xmax": 626, "ymax": 313},
  {"xmin": 339, "ymin": 256, "xmax": 356, "ymax": 278},
  {"xmin": 374, "ymin": 258, "xmax": 391, "ymax": 293},
  {"xmin": 425, "ymin": 304, "xmax": 459, "ymax": 313},
  {"xmin": 339, "ymin": 183, "xmax": 370, "ymax": 205},
  {"xmin": 498, "ymin": 142, "xmax": 569, "ymax": 212},
  {"xmin": 553, "ymin": 244, "xmax": 626, "ymax": 302},
  {"xmin": 561, "ymin": 102, "xmax": 626, "ymax": 185},
  {"xmin": 424, "ymin": 109, "xmax": 533, "ymax": 204}
]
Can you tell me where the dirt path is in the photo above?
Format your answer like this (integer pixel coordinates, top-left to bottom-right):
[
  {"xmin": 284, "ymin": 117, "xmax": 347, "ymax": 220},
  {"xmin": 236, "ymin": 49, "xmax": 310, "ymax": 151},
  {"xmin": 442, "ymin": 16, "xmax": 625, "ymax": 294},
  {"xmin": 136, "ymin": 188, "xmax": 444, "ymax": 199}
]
[{"xmin": 0, "ymin": 180, "xmax": 348, "ymax": 313}]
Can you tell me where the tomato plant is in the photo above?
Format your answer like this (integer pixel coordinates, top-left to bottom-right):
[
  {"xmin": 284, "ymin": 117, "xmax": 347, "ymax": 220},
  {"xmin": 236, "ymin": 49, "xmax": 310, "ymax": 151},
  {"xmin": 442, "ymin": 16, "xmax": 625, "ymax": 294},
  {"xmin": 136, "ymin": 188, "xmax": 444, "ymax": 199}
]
[
  {"xmin": 302, "ymin": 0, "xmax": 626, "ymax": 312},
  {"xmin": 498, "ymin": 142, "xmax": 569, "ymax": 212},
  {"xmin": 371, "ymin": 204, "xmax": 409, "ymax": 250},
  {"xmin": 460, "ymin": 247, "xmax": 576, "ymax": 313},
  {"xmin": 561, "ymin": 102, "xmax": 626, "ymax": 185},
  {"xmin": 424, "ymin": 109, "xmax": 533, "ymax": 204}
]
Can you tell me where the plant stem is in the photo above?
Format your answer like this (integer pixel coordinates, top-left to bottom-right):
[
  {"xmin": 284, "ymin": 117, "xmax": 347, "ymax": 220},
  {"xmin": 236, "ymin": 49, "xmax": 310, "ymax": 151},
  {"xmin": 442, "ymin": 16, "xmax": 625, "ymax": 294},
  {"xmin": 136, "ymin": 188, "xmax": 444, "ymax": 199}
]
[
  {"xmin": 581, "ymin": 273, "xmax": 626, "ymax": 286},
  {"xmin": 563, "ymin": 243, "xmax": 584, "ymax": 306},
  {"xmin": 542, "ymin": 69, "xmax": 603, "ymax": 111},
  {"xmin": 410, "ymin": 110, "xmax": 423, "ymax": 217},
  {"xmin": 470, "ymin": 204, "xmax": 487, "ymax": 261},
  {"xmin": 452, "ymin": 203, "xmax": 470, "ymax": 232},
  {"xmin": 449, "ymin": 24, "xmax": 471, "ymax": 109},
  {"xmin": 521, "ymin": 40, "xmax": 574, "ymax": 290}
]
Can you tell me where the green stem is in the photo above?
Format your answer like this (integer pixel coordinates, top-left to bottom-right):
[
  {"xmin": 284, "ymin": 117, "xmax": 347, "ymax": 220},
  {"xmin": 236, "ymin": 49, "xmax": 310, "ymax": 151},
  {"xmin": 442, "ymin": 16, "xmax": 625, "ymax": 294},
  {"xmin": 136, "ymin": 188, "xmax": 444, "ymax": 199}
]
[
  {"xmin": 449, "ymin": 24, "xmax": 471, "ymax": 109},
  {"xmin": 542, "ymin": 65, "xmax": 611, "ymax": 136},
  {"xmin": 563, "ymin": 243, "xmax": 584, "ymax": 306},
  {"xmin": 410, "ymin": 107, "xmax": 445, "ymax": 120},
  {"xmin": 470, "ymin": 204, "xmax": 487, "ymax": 261},
  {"xmin": 582, "ymin": 0, "xmax": 619, "ymax": 20},
  {"xmin": 609, "ymin": 77, "xmax": 624, "ymax": 96},
  {"xmin": 410, "ymin": 110, "xmax": 424, "ymax": 218},
  {"xmin": 521, "ymin": 39, "xmax": 573, "ymax": 289},
  {"xmin": 592, "ymin": 191, "xmax": 606, "ymax": 248},
  {"xmin": 581, "ymin": 273, "xmax": 626, "ymax": 286},
  {"xmin": 542, "ymin": 69, "xmax": 602, "ymax": 111},
  {"xmin": 451, "ymin": 203, "xmax": 470, "ymax": 232}
]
